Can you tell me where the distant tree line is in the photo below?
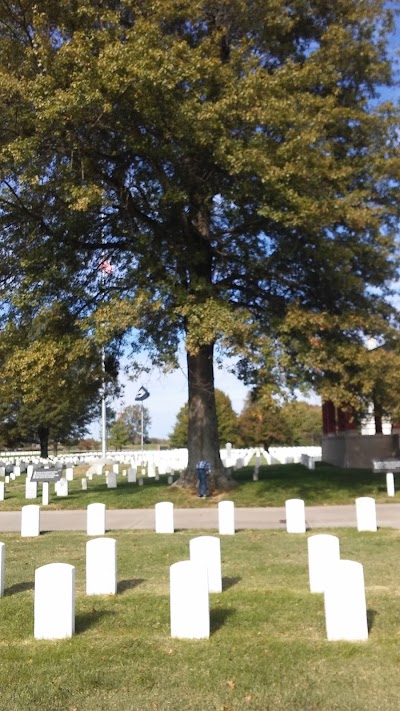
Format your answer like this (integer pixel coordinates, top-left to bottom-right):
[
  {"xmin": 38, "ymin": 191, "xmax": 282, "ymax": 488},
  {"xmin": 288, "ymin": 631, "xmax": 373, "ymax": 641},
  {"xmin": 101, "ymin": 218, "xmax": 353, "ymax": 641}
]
[
  {"xmin": 169, "ymin": 390, "xmax": 321, "ymax": 450},
  {"xmin": 107, "ymin": 405, "xmax": 151, "ymax": 450}
]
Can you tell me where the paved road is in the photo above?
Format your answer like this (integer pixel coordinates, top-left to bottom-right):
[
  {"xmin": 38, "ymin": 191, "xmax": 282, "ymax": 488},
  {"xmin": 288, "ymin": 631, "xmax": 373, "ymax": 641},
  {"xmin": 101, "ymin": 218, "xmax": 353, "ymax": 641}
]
[{"xmin": 1, "ymin": 504, "xmax": 400, "ymax": 532}]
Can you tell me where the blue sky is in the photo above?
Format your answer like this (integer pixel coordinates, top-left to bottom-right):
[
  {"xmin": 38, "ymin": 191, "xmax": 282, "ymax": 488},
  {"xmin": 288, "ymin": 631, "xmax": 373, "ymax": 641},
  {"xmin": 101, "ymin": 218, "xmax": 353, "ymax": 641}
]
[{"xmin": 94, "ymin": 353, "xmax": 249, "ymax": 441}]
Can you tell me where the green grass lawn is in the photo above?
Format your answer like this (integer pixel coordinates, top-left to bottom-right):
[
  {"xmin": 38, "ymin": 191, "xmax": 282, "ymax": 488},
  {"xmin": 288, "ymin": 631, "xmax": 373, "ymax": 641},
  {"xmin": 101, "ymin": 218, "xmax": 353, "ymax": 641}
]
[
  {"xmin": 1, "ymin": 528, "xmax": 400, "ymax": 710},
  {"xmin": 0, "ymin": 463, "xmax": 395, "ymax": 510}
]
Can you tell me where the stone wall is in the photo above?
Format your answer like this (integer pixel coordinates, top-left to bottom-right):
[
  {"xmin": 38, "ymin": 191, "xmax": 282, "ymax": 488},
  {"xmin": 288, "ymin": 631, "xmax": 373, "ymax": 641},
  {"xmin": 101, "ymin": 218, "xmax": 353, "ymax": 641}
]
[{"xmin": 322, "ymin": 433, "xmax": 400, "ymax": 469}]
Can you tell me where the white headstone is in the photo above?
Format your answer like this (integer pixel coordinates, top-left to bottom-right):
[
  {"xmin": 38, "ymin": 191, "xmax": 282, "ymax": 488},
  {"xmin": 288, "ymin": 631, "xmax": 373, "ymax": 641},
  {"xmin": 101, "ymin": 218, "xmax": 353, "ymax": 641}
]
[
  {"xmin": 218, "ymin": 501, "xmax": 235, "ymax": 535},
  {"xmin": 170, "ymin": 561, "xmax": 209, "ymax": 639},
  {"xmin": 21, "ymin": 504, "xmax": 40, "ymax": 537},
  {"xmin": 5, "ymin": 476, "xmax": 9, "ymax": 484},
  {"xmin": 13, "ymin": 465, "xmax": 21, "ymax": 477},
  {"xmin": 27, "ymin": 464, "xmax": 34, "ymax": 479},
  {"xmin": 128, "ymin": 468, "xmax": 137, "ymax": 483},
  {"xmin": 112, "ymin": 463, "xmax": 119, "ymax": 474},
  {"xmin": 324, "ymin": 560, "xmax": 368, "ymax": 641},
  {"xmin": 87, "ymin": 503, "xmax": 106, "ymax": 536},
  {"xmin": 285, "ymin": 498, "xmax": 306, "ymax": 533},
  {"xmin": 308, "ymin": 534, "xmax": 341, "ymax": 593},
  {"xmin": 0, "ymin": 482, "xmax": 5, "ymax": 502},
  {"xmin": 0, "ymin": 466, "xmax": 5, "ymax": 477},
  {"xmin": 355, "ymin": 497, "xmax": 377, "ymax": 532},
  {"xmin": 225, "ymin": 442, "xmax": 232, "ymax": 467},
  {"xmin": 65, "ymin": 467, "xmax": 74, "ymax": 481},
  {"xmin": 86, "ymin": 538, "xmax": 117, "ymax": 595},
  {"xmin": 42, "ymin": 482, "xmax": 49, "ymax": 506},
  {"xmin": 25, "ymin": 478, "xmax": 37, "ymax": 500},
  {"xmin": 107, "ymin": 472, "xmax": 117, "ymax": 489},
  {"xmin": 386, "ymin": 472, "xmax": 395, "ymax": 497},
  {"xmin": 82, "ymin": 478, "xmax": 88, "ymax": 490},
  {"xmin": 0, "ymin": 542, "xmax": 5, "ymax": 596},
  {"xmin": 56, "ymin": 478, "xmax": 68, "ymax": 497},
  {"xmin": 148, "ymin": 462, "xmax": 156, "ymax": 478},
  {"xmin": 34, "ymin": 563, "xmax": 75, "ymax": 639},
  {"xmin": 155, "ymin": 502, "xmax": 174, "ymax": 534},
  {"xmin": 96, "ymin": 463, "xmax": 103, "ymax": 476},
  {"xmin": 189, "ymin": 536, "xmax": 222, "ymax": 593}
]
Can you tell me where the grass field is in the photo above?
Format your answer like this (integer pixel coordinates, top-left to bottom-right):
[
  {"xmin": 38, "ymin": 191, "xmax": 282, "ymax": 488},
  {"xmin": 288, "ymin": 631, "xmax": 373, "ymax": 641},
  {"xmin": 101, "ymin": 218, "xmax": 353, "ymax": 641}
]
[
  {"xmin": 0, "ymin": 462, "xmax": 395, "ymax": 510},
  {"xmin": 1, "ymin": 527, "xmax": 400, "ymax": 710}
]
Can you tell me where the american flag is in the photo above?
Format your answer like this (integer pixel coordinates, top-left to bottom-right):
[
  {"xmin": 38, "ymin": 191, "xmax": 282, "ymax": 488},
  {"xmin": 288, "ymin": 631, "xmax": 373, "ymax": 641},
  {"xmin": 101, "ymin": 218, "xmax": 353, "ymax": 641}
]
[{"xmin": 98, "ymin": 258, "xmax": 113, "ymax": 275}]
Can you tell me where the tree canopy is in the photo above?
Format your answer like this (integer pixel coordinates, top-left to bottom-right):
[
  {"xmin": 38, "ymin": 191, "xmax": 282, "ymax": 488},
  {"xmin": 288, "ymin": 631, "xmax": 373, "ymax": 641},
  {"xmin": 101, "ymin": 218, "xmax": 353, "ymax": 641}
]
[
  {"xmin": 0, "ymin": 301, "xmax": 119, "ymax": 456},
  {"xmin": 109, "ymin": 403, "xmax": 151, "ymax": 449},
  {"xmin": 0, "ymin": 0, "xmax": 398, "ymax": 484},
  {"xmin": 236, "ymin": 392, "xmax": 322, "ymax": 448},
  {"xmin": 279, "ymin": 400, "xmax": 322, "ymax": 446},
  {"xmin": 170, "ymin": 389, "xmax": 238, "ymax": 448},
  {"xmin": 171, "ymin": 389, "xmax": 322, "ymax": 448}
]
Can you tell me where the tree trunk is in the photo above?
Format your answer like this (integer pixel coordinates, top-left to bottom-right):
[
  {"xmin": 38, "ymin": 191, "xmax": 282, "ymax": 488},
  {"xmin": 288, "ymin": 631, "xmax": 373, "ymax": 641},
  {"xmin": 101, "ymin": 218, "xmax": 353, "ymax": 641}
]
[
  {"xmin": 175, "ymin": 344, "xmax": 234, "ymax": 491},
  {"xmin": 173, "ymin": 203, "xmax": 234, "ymax": 491},
  {"xmin": 38, "ymin": 426, "xmax": 49, "ymax": 459}
]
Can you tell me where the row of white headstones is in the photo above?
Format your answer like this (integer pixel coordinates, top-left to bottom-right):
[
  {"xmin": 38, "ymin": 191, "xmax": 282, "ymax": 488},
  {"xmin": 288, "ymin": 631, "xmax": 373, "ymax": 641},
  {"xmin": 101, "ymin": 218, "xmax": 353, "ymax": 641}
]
[
  {"xmin": 0, "ymin": 526, "xmax": 369, "ymax": 642},
  {"xmin": 16, "ymin": 494, "xmax": 386, "ymax": 537},
  {"xmin": 5, "ymin": 498, "xmax": 377, "ymax": 642},
  {"xmin": 19, "ymin": 501, "xmax": 236, "ymax": 536},
  {"xmin": 29, "ymin": 536, "xmax": 223, "ymax": 640},
  {"xmin": 0, "ymin": 465, "xmax": 175, "ymax": 505},
  {"xmin": 285, "ymin": 495, "xmax": 382, "ymax": 533}
]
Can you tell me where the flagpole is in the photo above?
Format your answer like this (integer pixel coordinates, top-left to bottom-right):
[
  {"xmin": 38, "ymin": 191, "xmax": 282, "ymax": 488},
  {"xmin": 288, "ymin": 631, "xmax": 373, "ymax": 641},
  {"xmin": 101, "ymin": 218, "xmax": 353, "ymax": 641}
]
[
  {"xmin": 99, "ymin": 254, "xmax": 111, "ymax": 459},
  {"xmin": 140, "ymin": 403, "xmax": 144, "ymax": 465},
  {"xmin": 135, "ymin": 386, "xmax": 150, "ymax": 470},
  {"xmin": 101, "ymin": 344, "xmax": 107, "ymax": 458}
]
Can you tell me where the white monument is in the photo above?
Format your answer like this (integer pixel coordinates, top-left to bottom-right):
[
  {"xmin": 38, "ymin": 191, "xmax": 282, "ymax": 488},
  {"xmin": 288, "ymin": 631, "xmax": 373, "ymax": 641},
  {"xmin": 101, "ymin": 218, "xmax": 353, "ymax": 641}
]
[
  {"xmin": 86, "ymin": 538, "xmax": 117, "ymax": 595},
  {"xmin": 34, "ymin": 563, "xmax": 75, "ymax": 639},
  {"xmin": 170, "ymin": 561, "xmax": 209, "ymax": 639}
]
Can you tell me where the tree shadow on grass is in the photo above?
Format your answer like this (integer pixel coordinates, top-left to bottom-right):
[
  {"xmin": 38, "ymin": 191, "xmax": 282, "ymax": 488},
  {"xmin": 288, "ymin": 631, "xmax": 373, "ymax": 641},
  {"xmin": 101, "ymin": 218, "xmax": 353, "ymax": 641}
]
[
  {"xmin": 222, "ymin": 576, "xmax": 241, "ymax": 591},
  {"xmin": 233, "ymin": 463, "xmax": 385, "ymax": 504},
  {"xmin": 5, "ymin": 581, "xmax": 34, "ymax": 596},
  {"xmin": 210, "ymin": 608, "xmax": 235, "ymax": 635},
  {"xmin": 75, "ymin": 609, "xmax": 116, "ymax": 634},
  {"xmin": 367, "ymin": 609, "xmax": 378, "ymax": 632},
  {"xmin": 118, "ymin": 578, "xmax": 145, "ymax": 594}
]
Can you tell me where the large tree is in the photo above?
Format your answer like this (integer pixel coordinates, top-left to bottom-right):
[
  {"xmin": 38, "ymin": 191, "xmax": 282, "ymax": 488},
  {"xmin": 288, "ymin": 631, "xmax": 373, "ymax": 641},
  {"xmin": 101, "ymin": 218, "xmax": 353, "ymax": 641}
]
[
  {"xmin": 0, "ymin": 302, "xmax": 119, "ymax": 457},
  {"xmin": 0, "ymin": 1, "xmax": 398, "ymax": 486}
]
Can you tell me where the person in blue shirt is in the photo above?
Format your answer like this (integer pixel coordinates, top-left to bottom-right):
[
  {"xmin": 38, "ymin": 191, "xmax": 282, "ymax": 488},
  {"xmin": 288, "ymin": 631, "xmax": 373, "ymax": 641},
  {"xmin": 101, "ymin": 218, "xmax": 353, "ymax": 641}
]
[{"xmin": 196, "ymin": 460, "xmax": 211, "ymax": 497}]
